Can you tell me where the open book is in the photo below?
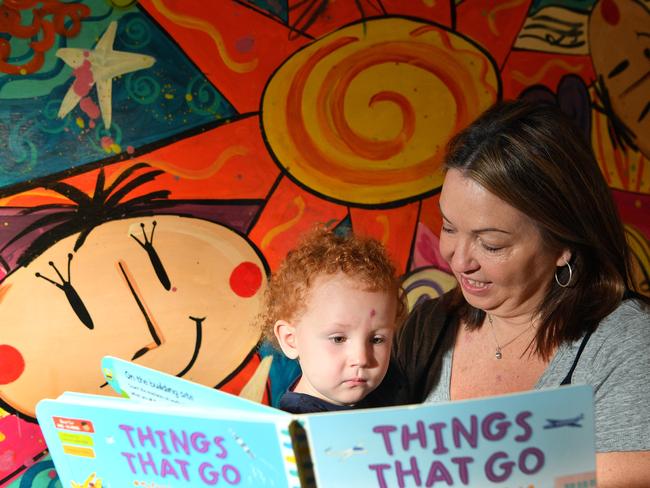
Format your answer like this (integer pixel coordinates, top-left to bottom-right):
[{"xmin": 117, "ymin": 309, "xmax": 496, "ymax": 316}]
[{"xmin": 36, "ymin": 356, "xmax": 597, "ymax": 487}]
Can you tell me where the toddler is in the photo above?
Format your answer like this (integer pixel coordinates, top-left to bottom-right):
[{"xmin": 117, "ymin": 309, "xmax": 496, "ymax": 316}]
[{"xmin": 258, "ymin": 227, "xmax": 406, "ymax": 413}]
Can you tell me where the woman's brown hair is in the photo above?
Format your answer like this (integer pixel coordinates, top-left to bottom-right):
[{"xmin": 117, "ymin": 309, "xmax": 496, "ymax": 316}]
[{"xmin": 443, "ymin": 99, "xmax": 638, "ymax": 359}]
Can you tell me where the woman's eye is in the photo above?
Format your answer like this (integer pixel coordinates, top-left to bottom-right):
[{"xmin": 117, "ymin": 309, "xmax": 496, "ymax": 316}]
[
  {"xmin": 441, "ymin": 226, "xmax": 454, "ymax": 234},
  {"xmin": 482, "ymin": 243, "xmax": 503, "ymax": 253},
  {"xmin": 329, "ymin": 336, "xmax": 346, "ymax": 344},
  {"xmin": 371, "ymin": 336, "xmax": 385, "ymax": 344}
]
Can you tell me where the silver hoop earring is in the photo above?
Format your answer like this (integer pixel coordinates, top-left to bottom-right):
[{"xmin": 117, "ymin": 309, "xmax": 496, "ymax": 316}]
[{"xmin": 555, "ymin": 259, "xmax": 573, "ymax": 288}]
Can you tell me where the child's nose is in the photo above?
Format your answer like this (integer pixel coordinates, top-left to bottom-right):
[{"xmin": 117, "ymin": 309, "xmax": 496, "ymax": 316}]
[{"xmin": 350, "ymin": 342, "xmax": 371, "ymax": 367}]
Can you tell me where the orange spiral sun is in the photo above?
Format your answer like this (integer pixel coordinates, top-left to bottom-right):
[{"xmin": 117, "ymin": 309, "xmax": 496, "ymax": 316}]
[{"xmin": 261, "ymin": 17, "xmax": 499, "ymax": 206}]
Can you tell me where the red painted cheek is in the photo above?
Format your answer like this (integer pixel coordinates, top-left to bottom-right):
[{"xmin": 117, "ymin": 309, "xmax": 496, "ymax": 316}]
[
  {"xmin": 601, "ymin": 0, "xmax": 620, "ymax": 25},
  {"xmin": 229, "ymin": 261, "xmax": 263, "ymax": 298},
  {"xmin": 0, "ymin": 345, "xmax": 25, "ymax": 385}
]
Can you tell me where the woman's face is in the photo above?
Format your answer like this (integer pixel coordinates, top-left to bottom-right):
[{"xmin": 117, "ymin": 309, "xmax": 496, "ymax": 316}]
[{"xmin": 439, "ymin": 169, "xmax": 568, "ymax": 320}]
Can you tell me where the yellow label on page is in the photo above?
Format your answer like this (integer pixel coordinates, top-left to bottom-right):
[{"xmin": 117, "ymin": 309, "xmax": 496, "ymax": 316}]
[
  {"xmin": 58, "ymin": 431, "xmax": 94, "ymax": 446},
  {"xmin": 62, "ymin": 444, "xmax": 96, "ymax": 458}
]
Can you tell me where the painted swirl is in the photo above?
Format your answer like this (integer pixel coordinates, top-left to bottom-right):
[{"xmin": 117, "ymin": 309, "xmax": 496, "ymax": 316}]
[{"xmin": 261, "ymin": 17, "xmax": 498, "ymax": 205}]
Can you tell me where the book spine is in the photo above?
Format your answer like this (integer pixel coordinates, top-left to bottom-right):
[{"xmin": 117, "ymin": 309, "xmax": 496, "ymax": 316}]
[
  {"xmin": 288, "ymin": 421, "xmax": 316, "ymax": 488},
  {"xmin": 278, "ymin": 422, "xmax": 302, "ymax": 487}
]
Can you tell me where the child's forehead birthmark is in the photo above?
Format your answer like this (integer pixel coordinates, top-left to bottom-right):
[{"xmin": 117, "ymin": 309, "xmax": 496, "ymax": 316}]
[{"xmin": 370, "ymin": 309, "xmax": 376, "ymax": 317}]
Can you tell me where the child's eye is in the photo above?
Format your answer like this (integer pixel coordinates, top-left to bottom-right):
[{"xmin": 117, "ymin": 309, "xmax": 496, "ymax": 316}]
[
  {"xmin": 441, "ymin": 225, "xmax": 454, "ymax": 234},
  {"xmin": 329, "ymin": 335, "xmax": 346, "ymax": 344},
  {"xmin": 371, "ymin": 336, "xmax": 385, "ymax": 344}
]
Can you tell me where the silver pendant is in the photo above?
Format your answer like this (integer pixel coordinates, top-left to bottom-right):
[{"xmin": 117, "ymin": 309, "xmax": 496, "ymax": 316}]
[{"xmin": 495, "ymin": 349, "xmax": 502, "ymax": 359}]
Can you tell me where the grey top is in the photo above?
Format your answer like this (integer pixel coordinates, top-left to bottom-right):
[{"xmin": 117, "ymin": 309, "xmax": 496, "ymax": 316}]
[{"xmin": 426, "ymin": 299, "xmax": 650, "ymax": 452}]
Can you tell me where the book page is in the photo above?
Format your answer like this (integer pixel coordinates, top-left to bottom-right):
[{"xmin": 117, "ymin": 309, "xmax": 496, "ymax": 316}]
[
  {"xmin": 301, "ymin": 385, "xmax": 596, "ymax": 488},
  {"xmin": 36, "ymin": 397, "xmax": 301, "ymax": 488},
  {"xmin": 101, "ymin": 356, "xmax": 282, "ymax": 416}
]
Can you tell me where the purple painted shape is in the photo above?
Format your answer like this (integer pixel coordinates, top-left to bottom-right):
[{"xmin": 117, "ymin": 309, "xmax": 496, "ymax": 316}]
[
  {"xmin": 0, "ymin": 208, "xmax": 63, "ymax": 281},
  {"xmin": 0, "ymin": 202, "xmax": 261, "ymax": 281},
  {"xmin": 235, "ymin": 35, "xmax": 255, "ymax": 53}
]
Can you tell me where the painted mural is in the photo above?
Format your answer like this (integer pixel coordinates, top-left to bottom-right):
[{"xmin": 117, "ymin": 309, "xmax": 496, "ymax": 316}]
[{"xmin": 0, "ymin": 0, "xmax": 648, "ymax": 485}]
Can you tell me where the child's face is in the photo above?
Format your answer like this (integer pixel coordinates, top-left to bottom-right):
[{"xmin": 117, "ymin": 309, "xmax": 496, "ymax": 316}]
[{"xmin": 283, "ymin": 272, "xmax": 397, "ymax": 406}]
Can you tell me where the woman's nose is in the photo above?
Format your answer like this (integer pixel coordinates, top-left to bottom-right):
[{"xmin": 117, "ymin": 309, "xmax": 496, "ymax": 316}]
[{"xmin": 449, "ymin": 239, "xmax": 478, "ymax": 273}]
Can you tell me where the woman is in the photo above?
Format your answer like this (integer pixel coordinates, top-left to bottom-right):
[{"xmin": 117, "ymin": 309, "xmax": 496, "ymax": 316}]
[{"xmin": 372, "ymin": 100, "xmax": 650, "ymax": 486}]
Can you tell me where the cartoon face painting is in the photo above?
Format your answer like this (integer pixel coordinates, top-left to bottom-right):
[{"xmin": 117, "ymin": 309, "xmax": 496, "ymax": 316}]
[
  {"xmin": 0, "ymin": 215, "xmax": 266, "ymax": 418},
  {"xmin": 589, "ymin": 0, "xmax": 650, "ymax": 158}
]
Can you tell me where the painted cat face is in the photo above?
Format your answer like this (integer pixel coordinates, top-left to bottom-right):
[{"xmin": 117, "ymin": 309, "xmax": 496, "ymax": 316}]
[
  {"xmin": 589, "ymin": 0, "xmax": 650, "ymax": 157},
  {"xmin": 0, "ymin": 216, "xmax": 266, "ymax": 417}
]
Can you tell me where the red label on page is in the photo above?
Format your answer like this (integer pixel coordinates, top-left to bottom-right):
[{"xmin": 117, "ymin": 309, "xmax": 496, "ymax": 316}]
[{"xmin": 52, "ymin": 416, "xmax": 95, "ymax": 433}]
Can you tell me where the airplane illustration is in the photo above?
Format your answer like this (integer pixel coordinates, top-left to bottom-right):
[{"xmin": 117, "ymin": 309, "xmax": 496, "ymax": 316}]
[
  {"xmin": 324, "ymin": 444, "xmax": 367, "ymax": 460},
  {"xmin": 543, "ymin": 413, "xmax": 584, "ymax": 429}
]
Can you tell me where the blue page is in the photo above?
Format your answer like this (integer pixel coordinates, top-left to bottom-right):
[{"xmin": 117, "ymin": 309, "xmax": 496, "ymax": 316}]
[
  {"xmin": 101, "ymin": 356, "xmax": 281, "ymax": 416},
  {"xmin": 36, "ymin": 396, "xmax": 301, "ymax": 488},
  {"xmin": 302, "ymin": 385, "xmax": 596, "ymax": 488}
]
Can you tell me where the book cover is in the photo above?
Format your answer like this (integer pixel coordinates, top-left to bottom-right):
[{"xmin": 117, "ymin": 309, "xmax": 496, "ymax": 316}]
[
  {"xmin": 36, "ymin": 396, "xmax": 301, "ymax": 488},
  {"xmin": 36, "ymin": 357, "xmax": 596, "ymax": 487},
  {"xmin": 301, "ymin": 386, "xmax": 596, "ymax": 487}
]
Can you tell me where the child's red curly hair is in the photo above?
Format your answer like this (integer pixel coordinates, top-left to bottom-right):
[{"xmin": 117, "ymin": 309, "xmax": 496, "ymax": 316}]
[{"xmin": 258, "ymin": 226, "xmax": 407, "ymax": 348}]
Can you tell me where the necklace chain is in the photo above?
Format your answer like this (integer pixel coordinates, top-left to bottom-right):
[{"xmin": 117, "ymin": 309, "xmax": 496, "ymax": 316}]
[{"xmin": 487, "ymin": 314, "xmax": 533, "ymax": 360}]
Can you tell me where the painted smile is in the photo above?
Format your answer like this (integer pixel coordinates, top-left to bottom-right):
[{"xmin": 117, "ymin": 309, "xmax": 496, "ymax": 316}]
[
  {"xmin": 129, "ymin": 315, "xmax": 205, "ymax": 377},
  {"xmin": 99, "ymin": 316, "xmax": 204, "ymax": 389},
  {"xmin": 99, "ymin": 260, "xmax": 205, "ymax": 388}
]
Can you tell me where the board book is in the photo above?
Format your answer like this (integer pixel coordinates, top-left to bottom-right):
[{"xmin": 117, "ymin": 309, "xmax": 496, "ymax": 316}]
[{"xmin": 36, "ymin": 356, "xmax": 597, "ymax": 487}]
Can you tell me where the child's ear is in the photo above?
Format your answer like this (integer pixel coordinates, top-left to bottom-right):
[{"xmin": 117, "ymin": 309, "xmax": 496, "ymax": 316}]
[{"xmin": 274, "ymin": 320, "xmax": 299, "ymax": 360}]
